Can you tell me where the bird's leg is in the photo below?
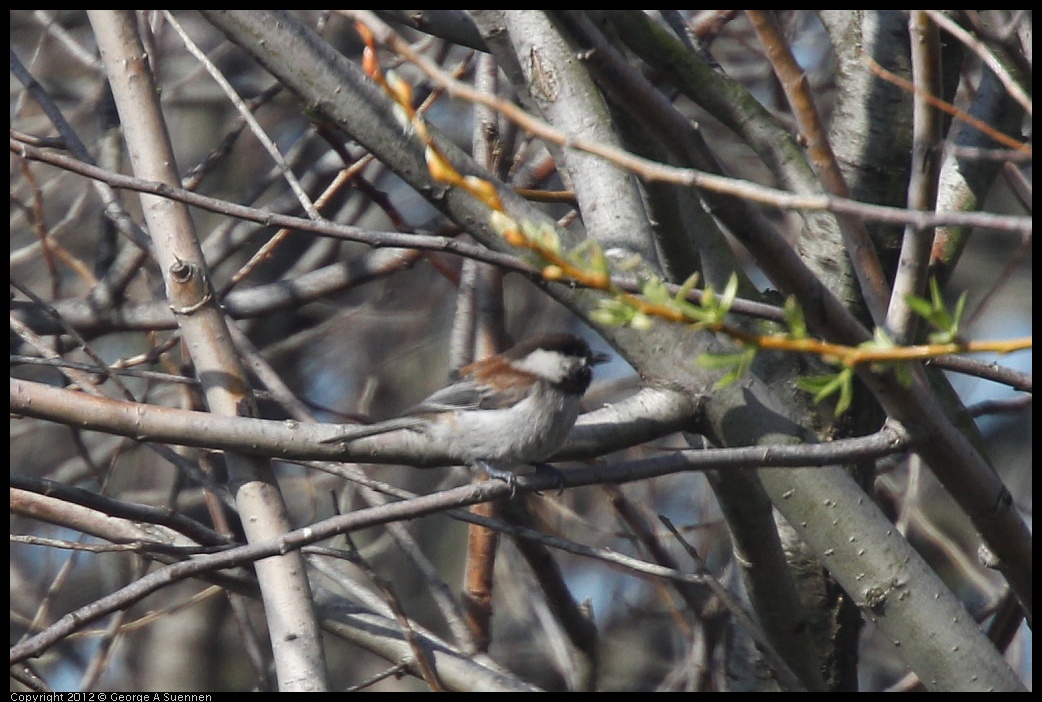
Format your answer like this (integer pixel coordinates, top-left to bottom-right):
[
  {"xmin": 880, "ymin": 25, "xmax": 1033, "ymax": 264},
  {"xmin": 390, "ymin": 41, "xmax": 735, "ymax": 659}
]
[{"xmin": 474, "ymin": 460, "xmax": 517, "ymax": 496}]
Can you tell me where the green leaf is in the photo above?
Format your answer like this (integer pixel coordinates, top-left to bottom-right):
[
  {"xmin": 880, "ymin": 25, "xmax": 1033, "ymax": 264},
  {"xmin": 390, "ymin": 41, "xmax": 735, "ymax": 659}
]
[
  {"xmin": 863, "ymin": 326, "xmax": 895, "ymax": 351},
  {"xmin": 903, "ymin": 293, "xmax": 935, "ymax": 321},
  {"xmin": 580, "ymin": 240, "xmax": 609, "ymax": 278},
  {"xmin": 674, "ymin": 272, "xmax": 701, "ymax": 303},
  {"xmin": 907, "ymin": 279, "xmax": 968, "ymax": 344},
  {"xmin": 798, "ymin": 368, "xmax": 855, "ymax": 416},
  {"xmin": 714, "ymin": 366, "xmax": 743, "ymax": 389},
  {"xmin": 783, "ymin": 296, "xmax": 807, "ymax": 338},
  {"xmin": 701, "ymin": 283, "xmax": 716, "ymax": 309},
  {"xmin": 522, "ymin": 221, "xmax": 560, "ymax": 252},
  {"xmin": 892, "ymin": 361, "xmax": 913, "ymax": 387},
  {"xmin": 834, "ymin": 368, "xmax": 854, "ymax": 416},
  {"xmin": 798, "ymin": 372, "xmax": 843, "ymax": 400},
  {"xmin": 929, "ymin": 276, "xmax": 945, "ymax": 310},
  {"xmin": 718, "ymin": 272, "xmax": 739, "ymax": 315},
  {"xmin": 698, "ymin": 346, "xmax": 755, "ymax": 389},
  {"xmin": 591, "ymin": 299, "xmax": 635, "ymax": 327},
  {"xmin": 950, "ymin": 290, "xmax": 966, "ymax": 331},
  {"xmin": 696, "ymin": 351, "xmax": 749, "ymax": 370},
  {"xmin": 642, "ymin": 276, "xmax": 671, "ymax": 305},
  {"xmin": 683, "ymin": 305, "xmax": 716, "ymax": 327},
  {"xmin": 630, "ymin": 310, "xmax": 654, "ymax": 331}
]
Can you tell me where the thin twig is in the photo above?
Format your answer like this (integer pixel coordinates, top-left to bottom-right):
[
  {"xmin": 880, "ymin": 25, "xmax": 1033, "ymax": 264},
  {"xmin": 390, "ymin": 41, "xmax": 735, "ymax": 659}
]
[
  {"xmin": 163, "ymin": 11, "xmax": 322, "ymax": 220},
  {"xmin": 344, "ymin": 11, "xmax": 1030, "ymax": 235},
  {"xmin": 923, "ymin": 10, "xmax": 1032, "ymax": 116}
]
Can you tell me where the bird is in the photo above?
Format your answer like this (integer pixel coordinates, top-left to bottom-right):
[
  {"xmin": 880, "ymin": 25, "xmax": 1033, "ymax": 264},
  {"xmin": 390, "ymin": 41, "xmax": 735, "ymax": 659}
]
[{"xmin": 323, "ymin": 333, "xmax": 609, "ymax": 489}]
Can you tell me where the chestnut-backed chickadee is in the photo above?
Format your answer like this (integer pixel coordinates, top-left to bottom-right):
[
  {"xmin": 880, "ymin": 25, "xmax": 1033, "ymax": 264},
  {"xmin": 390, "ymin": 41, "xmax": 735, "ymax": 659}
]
[{"xmin": 324, "ymin": 333, "xmax": 609, "ymax": 486}]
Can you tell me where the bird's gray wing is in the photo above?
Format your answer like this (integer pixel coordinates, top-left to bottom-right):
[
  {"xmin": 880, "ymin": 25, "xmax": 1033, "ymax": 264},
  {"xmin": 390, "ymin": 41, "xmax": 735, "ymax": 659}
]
[
  {"xmin": 407, "ymin": 377, "xmax": 533, "ymax": 413},
  {"xmin": 322, "ymin": 380, "xmax": 489, "ymax": 444},
  {"xmin": 322, "ymin": 376, "xmax": 533, "ymax": 445},
  {"xmin": 405, "ymin": 379, "xmax": 487, "ymax": 413}
]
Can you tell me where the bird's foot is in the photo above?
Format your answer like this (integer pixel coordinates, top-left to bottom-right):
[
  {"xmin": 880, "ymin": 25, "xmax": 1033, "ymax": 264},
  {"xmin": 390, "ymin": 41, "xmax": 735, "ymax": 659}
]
[{"xmin": 475, "ymin": 460, "xmax": 518, "ymax": 497}]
